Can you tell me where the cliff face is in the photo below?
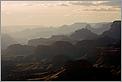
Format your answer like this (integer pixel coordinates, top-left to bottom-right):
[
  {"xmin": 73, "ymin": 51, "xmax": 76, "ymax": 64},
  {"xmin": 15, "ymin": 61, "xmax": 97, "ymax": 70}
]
[
  {"xmin": 70, "ymin": 28, "xmax": 98, "ymax": 41},
  {"xmin": 101, "ymin": 21, "xmax": 121, "ymax": 40}
]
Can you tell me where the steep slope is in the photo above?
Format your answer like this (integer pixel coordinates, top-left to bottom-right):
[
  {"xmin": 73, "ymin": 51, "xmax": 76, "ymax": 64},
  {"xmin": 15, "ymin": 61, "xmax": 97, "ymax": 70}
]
[
  {"xmin": 101, "ymin": 20, "xmax": 121, "ymax": 40},
  {"xmin": 88, "ymin": 22, "xmax": 112, "ymax": 34},
  {"xmin": 70, "ymin": 28, "xmax": 98, "ymax": 41}
]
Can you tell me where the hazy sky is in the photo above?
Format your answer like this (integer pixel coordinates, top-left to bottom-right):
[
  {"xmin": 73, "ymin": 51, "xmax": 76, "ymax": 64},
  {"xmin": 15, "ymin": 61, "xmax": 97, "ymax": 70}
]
[{"xmin": 1, "ymin": 0, "xmax": 121, "ymax": 27}]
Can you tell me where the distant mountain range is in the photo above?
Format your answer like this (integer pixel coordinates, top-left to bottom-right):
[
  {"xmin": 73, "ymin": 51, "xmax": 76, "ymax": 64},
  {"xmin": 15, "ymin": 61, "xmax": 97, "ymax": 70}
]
[
  {"xmin": 1, "ymin": 20, "xmax": 121, "ymax": 81},
  {"xmin": 2, "ymin": 20, "xmax": 121, "ymax": 59},
  {"xmin": 1, "ymin": 21, "xmax": 119, "ymax": 49},
  {"xmin": 2, "ymin": 22, "xmax": 112, "ymax": 45},
  {"xmin": 28, "ymin": 28, "xmax": 99, "ymax": 46}
]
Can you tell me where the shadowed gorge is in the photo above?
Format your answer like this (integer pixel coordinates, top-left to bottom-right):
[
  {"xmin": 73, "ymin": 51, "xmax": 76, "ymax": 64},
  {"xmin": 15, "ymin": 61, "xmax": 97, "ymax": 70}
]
[
  {"xmin": 1, "ymin": 0, "xmax": 121, "ymax": 81},
  {"xmin": 1, "ymin": 20, "xmax": 121, "ymax": 81}
]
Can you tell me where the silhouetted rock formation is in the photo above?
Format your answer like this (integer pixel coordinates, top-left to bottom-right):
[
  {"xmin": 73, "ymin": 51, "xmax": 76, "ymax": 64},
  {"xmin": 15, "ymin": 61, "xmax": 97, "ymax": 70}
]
[
  {"xmin": 88, "ymin": 22, "xmax": 112, "ymax": 34},
  {"xmin": 70, "ymin": 28, "xmax": 98, "ymax": 41},
  {"xmin": 28, "ymin": 35, "xmax": 71, "ymax": 46},
  {"xmin": 102, "ymin": 21, "xmax": 121, "ymax": 40},
  {"xmin": 28, "ymin": 28, "xmax": 98, "ymax": 46},
  {"xmin": 34, "ymin": 41, "xmax": 76, "ymax": 60},
  {"xmin": 3, "ymin": 44, "xmax": 35, "ymax": 57}
]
